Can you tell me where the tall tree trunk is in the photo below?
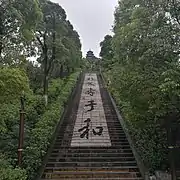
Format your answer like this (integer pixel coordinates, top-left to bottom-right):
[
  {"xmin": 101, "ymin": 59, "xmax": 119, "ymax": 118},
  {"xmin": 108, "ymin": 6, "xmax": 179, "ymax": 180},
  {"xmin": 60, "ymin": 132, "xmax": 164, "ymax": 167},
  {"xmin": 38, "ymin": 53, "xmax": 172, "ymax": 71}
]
[
  {"xmin": 60, "ymin": 65, "xmax": 63, "ymax": 78},
  {"xmin": 43, "ymin": 54, "xmax": 48, "ymax": 106},
  {"xmin": 36, "ymin": 33, "xmax": 49, "ymax": 105},
  {"xmin": 72, "ymin": 67, "xmax": 75, "ymax": 72},
  {"xmin": 0, "ymin": 41, "xmax": 2, "ymax": 57},
  {"xmin": 43, "ymin": 13, "xmax": 56, "ymax": 105},
  {"xmin": 67, "ymin": 66, "xmax": 70, "ymax": 75},
  {"xmin": 0, "ymin": 14, "xmax": 3, "ymax": 57}
]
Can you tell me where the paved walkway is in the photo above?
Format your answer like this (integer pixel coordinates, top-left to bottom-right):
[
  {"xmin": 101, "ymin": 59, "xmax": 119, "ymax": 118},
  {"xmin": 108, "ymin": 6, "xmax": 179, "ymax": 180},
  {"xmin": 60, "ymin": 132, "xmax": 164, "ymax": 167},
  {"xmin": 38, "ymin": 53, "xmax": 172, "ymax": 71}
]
[{"xmin": 71, "ymin": 73, "xmax": 111, "ymax": 147}]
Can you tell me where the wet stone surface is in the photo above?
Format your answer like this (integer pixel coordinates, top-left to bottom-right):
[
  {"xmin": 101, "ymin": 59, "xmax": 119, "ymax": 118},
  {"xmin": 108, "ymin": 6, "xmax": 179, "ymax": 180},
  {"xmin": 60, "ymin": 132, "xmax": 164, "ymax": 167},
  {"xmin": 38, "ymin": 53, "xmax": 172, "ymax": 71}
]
[{"xmin": 71, "ymin": 73, "xmax": 111, "ymax": 147}]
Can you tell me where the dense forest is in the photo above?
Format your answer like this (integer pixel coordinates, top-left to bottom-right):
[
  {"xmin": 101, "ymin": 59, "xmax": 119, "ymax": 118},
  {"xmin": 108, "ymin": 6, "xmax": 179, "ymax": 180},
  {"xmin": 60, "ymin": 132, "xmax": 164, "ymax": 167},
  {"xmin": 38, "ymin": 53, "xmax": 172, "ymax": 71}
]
[
  {"xmin": 0, "ymin": 0, "xmax": 82, "ymax": 179},
  {"xmin": 1, "ymin": 0, "xmax": 180, "ymax": 179},
  {"xmin": 100, "ymin": 0, "xmax": 180, "ymax": 173}
]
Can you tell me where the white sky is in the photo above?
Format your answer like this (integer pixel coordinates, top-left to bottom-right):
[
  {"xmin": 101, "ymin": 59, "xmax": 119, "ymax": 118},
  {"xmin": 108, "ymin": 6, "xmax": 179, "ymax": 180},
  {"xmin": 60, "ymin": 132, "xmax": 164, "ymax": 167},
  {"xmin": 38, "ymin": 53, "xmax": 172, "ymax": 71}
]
[{"xmin": 51, "ymin": 0, "xmax": 118, "ymax": 57}]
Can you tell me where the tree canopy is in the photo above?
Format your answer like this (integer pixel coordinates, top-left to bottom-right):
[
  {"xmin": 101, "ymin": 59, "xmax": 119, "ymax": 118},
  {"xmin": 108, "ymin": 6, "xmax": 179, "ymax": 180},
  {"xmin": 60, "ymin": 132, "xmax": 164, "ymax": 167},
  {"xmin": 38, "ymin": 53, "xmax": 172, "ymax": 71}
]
[
  {"xmin": 0, "ymin": 0, "xmax": 82, "ymax": 104},
  {"xmin": 100, "ymin": 0, "xmax": 180, "ymax": 171},
  {"xmin": 0, "ymin": 0, "xmax": 82, "ymax": 179},
  {"xmin": 0, "ymin": 68, "xmax": 30, "ymax": 103},
  {"xmin": 0, "ymin": 0, "xmax": 42, "ymax": 65}
]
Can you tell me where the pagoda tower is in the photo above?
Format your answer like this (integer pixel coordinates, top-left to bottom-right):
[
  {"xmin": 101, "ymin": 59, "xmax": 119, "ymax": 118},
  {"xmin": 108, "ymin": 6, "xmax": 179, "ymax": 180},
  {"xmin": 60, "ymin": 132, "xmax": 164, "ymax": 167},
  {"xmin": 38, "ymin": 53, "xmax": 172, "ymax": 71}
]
[{"xmin": 86, "ymin": 50, "xmax": 95, "ymax": 59}]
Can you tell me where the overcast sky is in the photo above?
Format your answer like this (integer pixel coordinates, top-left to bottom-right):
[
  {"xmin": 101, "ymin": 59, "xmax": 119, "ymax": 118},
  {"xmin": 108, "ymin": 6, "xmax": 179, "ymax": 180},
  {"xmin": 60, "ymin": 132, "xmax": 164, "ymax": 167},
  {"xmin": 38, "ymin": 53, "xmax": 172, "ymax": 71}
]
[{"xmin": 51, "ymin": 0, "xmax": 118, "ymax": 57}]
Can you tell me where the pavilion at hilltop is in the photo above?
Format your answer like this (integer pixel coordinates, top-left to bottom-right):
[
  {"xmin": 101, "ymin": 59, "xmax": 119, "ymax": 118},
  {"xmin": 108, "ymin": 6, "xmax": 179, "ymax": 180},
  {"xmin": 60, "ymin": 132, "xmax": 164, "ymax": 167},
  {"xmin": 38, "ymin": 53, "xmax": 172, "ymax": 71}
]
[{"xmin": 86, "ymin": 50, "xmax": 99, "ymax": 61}]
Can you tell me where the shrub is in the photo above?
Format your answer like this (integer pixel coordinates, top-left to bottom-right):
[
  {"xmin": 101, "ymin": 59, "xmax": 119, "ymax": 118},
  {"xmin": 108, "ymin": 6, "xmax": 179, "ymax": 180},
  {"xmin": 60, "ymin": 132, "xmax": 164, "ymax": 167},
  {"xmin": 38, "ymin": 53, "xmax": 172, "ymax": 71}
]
[
  {"xmin": 0, "ymin": 154, "xmax": 27, "ymax": 180},
  {"xmin": 0, "ymin": 72, "xmax": 79, "ymax": 179},
  {"xmin": 23, "ymin": 72, "xmax": 79, "ymax": 179},
  {"xmin": 0, "ymin": 68, "xmax": 31, "ymax": 103},
  {"xmin": 103, "ymin": 71, "xmax": 168, "ymax": 171},
  {"xmin": 48, "ymin": 78, "xmax": 65, "ymax": 103}
]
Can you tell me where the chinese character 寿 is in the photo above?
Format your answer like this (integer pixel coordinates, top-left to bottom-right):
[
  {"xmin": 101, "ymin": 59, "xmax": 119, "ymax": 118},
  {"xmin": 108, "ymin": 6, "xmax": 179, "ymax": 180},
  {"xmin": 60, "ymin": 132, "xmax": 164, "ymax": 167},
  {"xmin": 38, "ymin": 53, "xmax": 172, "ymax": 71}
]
[{"xmin": 85, "ymin": 88, "xmax": 96, "ymax": 96}]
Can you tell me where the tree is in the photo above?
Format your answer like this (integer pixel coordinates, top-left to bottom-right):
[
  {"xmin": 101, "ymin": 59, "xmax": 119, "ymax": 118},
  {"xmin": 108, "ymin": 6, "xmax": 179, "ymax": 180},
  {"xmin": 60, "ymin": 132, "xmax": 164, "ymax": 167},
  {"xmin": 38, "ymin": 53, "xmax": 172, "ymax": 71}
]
[
  {"xmin": 50, "ymin": 20, "xmax": 82, "ymax": 78},
  {"xmin": 100, "ymin": 35, "xmax": 114, "ymax": 69},
  {"xmin": 0, "ymin": 0, "xmax": 42, "ymax": 65},
  {"xmin": 35, "ymin": 0, "xmax": 67, "ymax": 105},
  {"xmin": 0, "ymin": 68, "xmax": 30, "ymax": 103},
  {"xmin": 35, "ymin": 0, "xmax": 82, "ymax": 105},
  {"xmin": 101, "ymin": 0, "xmax": 180, "ymax": 171},
  {"xmin": 26, "ymin": 61, "xmax": 43, "ymax": 93}
]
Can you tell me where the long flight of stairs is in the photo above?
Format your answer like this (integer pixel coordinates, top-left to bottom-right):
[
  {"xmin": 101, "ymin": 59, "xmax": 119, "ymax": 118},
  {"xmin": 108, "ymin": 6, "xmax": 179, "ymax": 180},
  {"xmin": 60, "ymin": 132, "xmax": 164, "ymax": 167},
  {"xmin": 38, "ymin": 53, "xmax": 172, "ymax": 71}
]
[{"xmin": 40, "ymin": 73, "xmax": 143, "ymax": 180}]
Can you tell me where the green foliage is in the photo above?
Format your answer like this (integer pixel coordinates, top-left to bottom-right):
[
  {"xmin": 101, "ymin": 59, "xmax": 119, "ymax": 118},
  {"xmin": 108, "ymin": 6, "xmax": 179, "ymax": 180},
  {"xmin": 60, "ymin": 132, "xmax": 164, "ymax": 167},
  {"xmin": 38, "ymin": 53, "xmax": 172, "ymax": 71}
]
[
  {"xmin": 0, "ymin": 0, "xmax": 82, "ymax": 178},
  {"xmin": 0, "ymin": 0, "xmax": 42, "ymax": 65},
  {"xmin": 100, "ymin": 35, "xmax": 114, "ymax": 69},
  {"xmin": 101, "ymin": 0, "xmax": 180, "ymax": 172},
  {"xmin": 0, "ymin": 154, "xmax": 27, "ymax": 180},
  {"xmin": 32, "ymin": 0, "xmax": 82, "ymax": 99},
  {"xmin": 26, "ymin": 62, "xmax": 43, "ymax": 93},
  {"xmin": 0, "ymin": 72, "xmax": 79, "ymax": 179},
  {"xmin": 23, "ymin": 72, "xmax": 79, "ymax": 179},
  {"xmin": 25, "ymin": 94, "xmax": 46, "ymax": 128},
  {"xmin": 0, "ymin": 94, "xmax": 46, "ymax": 167},
  {"xmin": 0, "ymin": 68, "xmax": 30, "ymax": 103},
  {"xmin": 0, "ymin": 102, "xmax": 19, "ymax": 137},
  {"xmin": 48, "ymin": 78, "xmax": 65, "ymax": 102}
]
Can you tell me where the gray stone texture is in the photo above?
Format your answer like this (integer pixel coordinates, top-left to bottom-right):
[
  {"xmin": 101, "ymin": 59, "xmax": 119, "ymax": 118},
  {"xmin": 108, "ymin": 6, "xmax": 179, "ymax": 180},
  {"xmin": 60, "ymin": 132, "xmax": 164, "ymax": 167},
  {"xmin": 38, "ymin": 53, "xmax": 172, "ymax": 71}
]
[{"xmin": 71, "ymin": 73, "xmax": 111, "ymax": 147}]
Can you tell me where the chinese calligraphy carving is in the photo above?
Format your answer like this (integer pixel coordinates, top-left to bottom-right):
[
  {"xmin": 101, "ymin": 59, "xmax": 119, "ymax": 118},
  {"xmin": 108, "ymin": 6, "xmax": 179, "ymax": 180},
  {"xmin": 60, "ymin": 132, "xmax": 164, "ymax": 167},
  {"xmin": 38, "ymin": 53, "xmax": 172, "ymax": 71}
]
[
  {"xmin": 87, "ymin": 82, "xmax": 95, "ymax": 86},
  {"xmin": 78, "ymin": 118, "xmax": 91, "ymax": 139},
  {"xmin": 93, "ymin": 127, "xmax": 103, "ymax": 136},
  {"xmin": 71, "ymin": 73, "xmax": 111, "ymax": 147},
  {"xmin": 85, "ymin": 88, "xmax": 96, "ymax": 96},
  {"xmin": 78, "ymin": 118, "xmax": 104, "ymax": 139},
  {"xmin": 87, "ymin": 77, "xmax": 94, "ymax": 81},
  {"xmin": 85, "ymin": 100, "xmax": 97, "ymax": 112}
]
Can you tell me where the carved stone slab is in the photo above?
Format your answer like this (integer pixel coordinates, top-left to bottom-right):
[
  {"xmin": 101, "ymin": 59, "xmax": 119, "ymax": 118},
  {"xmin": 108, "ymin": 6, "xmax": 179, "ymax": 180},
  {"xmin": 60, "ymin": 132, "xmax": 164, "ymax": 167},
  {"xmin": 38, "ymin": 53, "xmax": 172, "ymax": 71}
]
[{"xmin": 71, "ymin": 73, "xmax": 111, "ymax": 147}]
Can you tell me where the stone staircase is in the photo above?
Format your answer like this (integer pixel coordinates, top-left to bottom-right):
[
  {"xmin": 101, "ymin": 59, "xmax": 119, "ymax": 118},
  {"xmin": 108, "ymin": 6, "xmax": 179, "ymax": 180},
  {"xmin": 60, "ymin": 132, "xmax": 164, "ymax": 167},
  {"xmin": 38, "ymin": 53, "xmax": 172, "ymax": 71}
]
[{"xmin": 39, "ymin": 73, "xmax": 143, "ymax": 180}]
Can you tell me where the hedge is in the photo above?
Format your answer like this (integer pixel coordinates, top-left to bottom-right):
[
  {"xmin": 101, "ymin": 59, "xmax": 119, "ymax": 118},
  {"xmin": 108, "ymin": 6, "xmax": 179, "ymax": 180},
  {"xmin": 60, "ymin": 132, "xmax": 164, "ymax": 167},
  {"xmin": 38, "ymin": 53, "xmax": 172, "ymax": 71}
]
[
  {"xmin": 0, "ymin": 72, "xmax": 79, "ymax": 180},
  {"xmin": 103, "ymin": 72, "xmax": 168, "ymax": 172},
  {"xmin": 0, "ymin": 154, "xmax": 27, "ymax": 180},
  {"xmin": 23, "ymin": 72, "xmax": 79, "ymax": 179}
]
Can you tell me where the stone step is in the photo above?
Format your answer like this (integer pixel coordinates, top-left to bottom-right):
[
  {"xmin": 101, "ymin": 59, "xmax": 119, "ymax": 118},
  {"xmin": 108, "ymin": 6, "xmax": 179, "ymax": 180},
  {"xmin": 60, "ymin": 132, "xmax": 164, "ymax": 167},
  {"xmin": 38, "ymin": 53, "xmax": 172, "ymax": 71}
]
[
  {"xmin": 50, "ymin": 152, "xmax": 134, "ymax": 158},
  {"xmin": 54, "ymin": 145, "xmax": 131, "ymax": 148},
  {"xmin": 56, "ymin": 136, "xmax": 128, "ymax": 140},
  {"xmin": 44, "ymin": 166, "xmax": 140, "ymax": 172},
  {"xmin": 54, "ymin": 141, "xmax": 130, "ymax": 145},
  {"xmin": 51, "ymin": 149, "xmax": 132, "ymax": 154},
  {"xmin": 46, "ymin": 161, "xmax": 137, "ymax": 167},
  {"xmin": 52, "ymin": 149, "xmax": 132, "ymax": 154},
  {"xmin": 42, "ymin": 171, "xmax": 141, "ymax": 179},
  {"xmin": 56, "ymin": 137, "xmax": 129, "ymax": 142},
  {"xmin": 48, "ymin": 156, "xmax": 135, "ymax": 162},
  {"xmin": 41, "ymin": 177, "xmax": 143, "ymax": 180},
  {"xmin": 40, "ymin": 74, "xmax": 142, "ymax": 180}
]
